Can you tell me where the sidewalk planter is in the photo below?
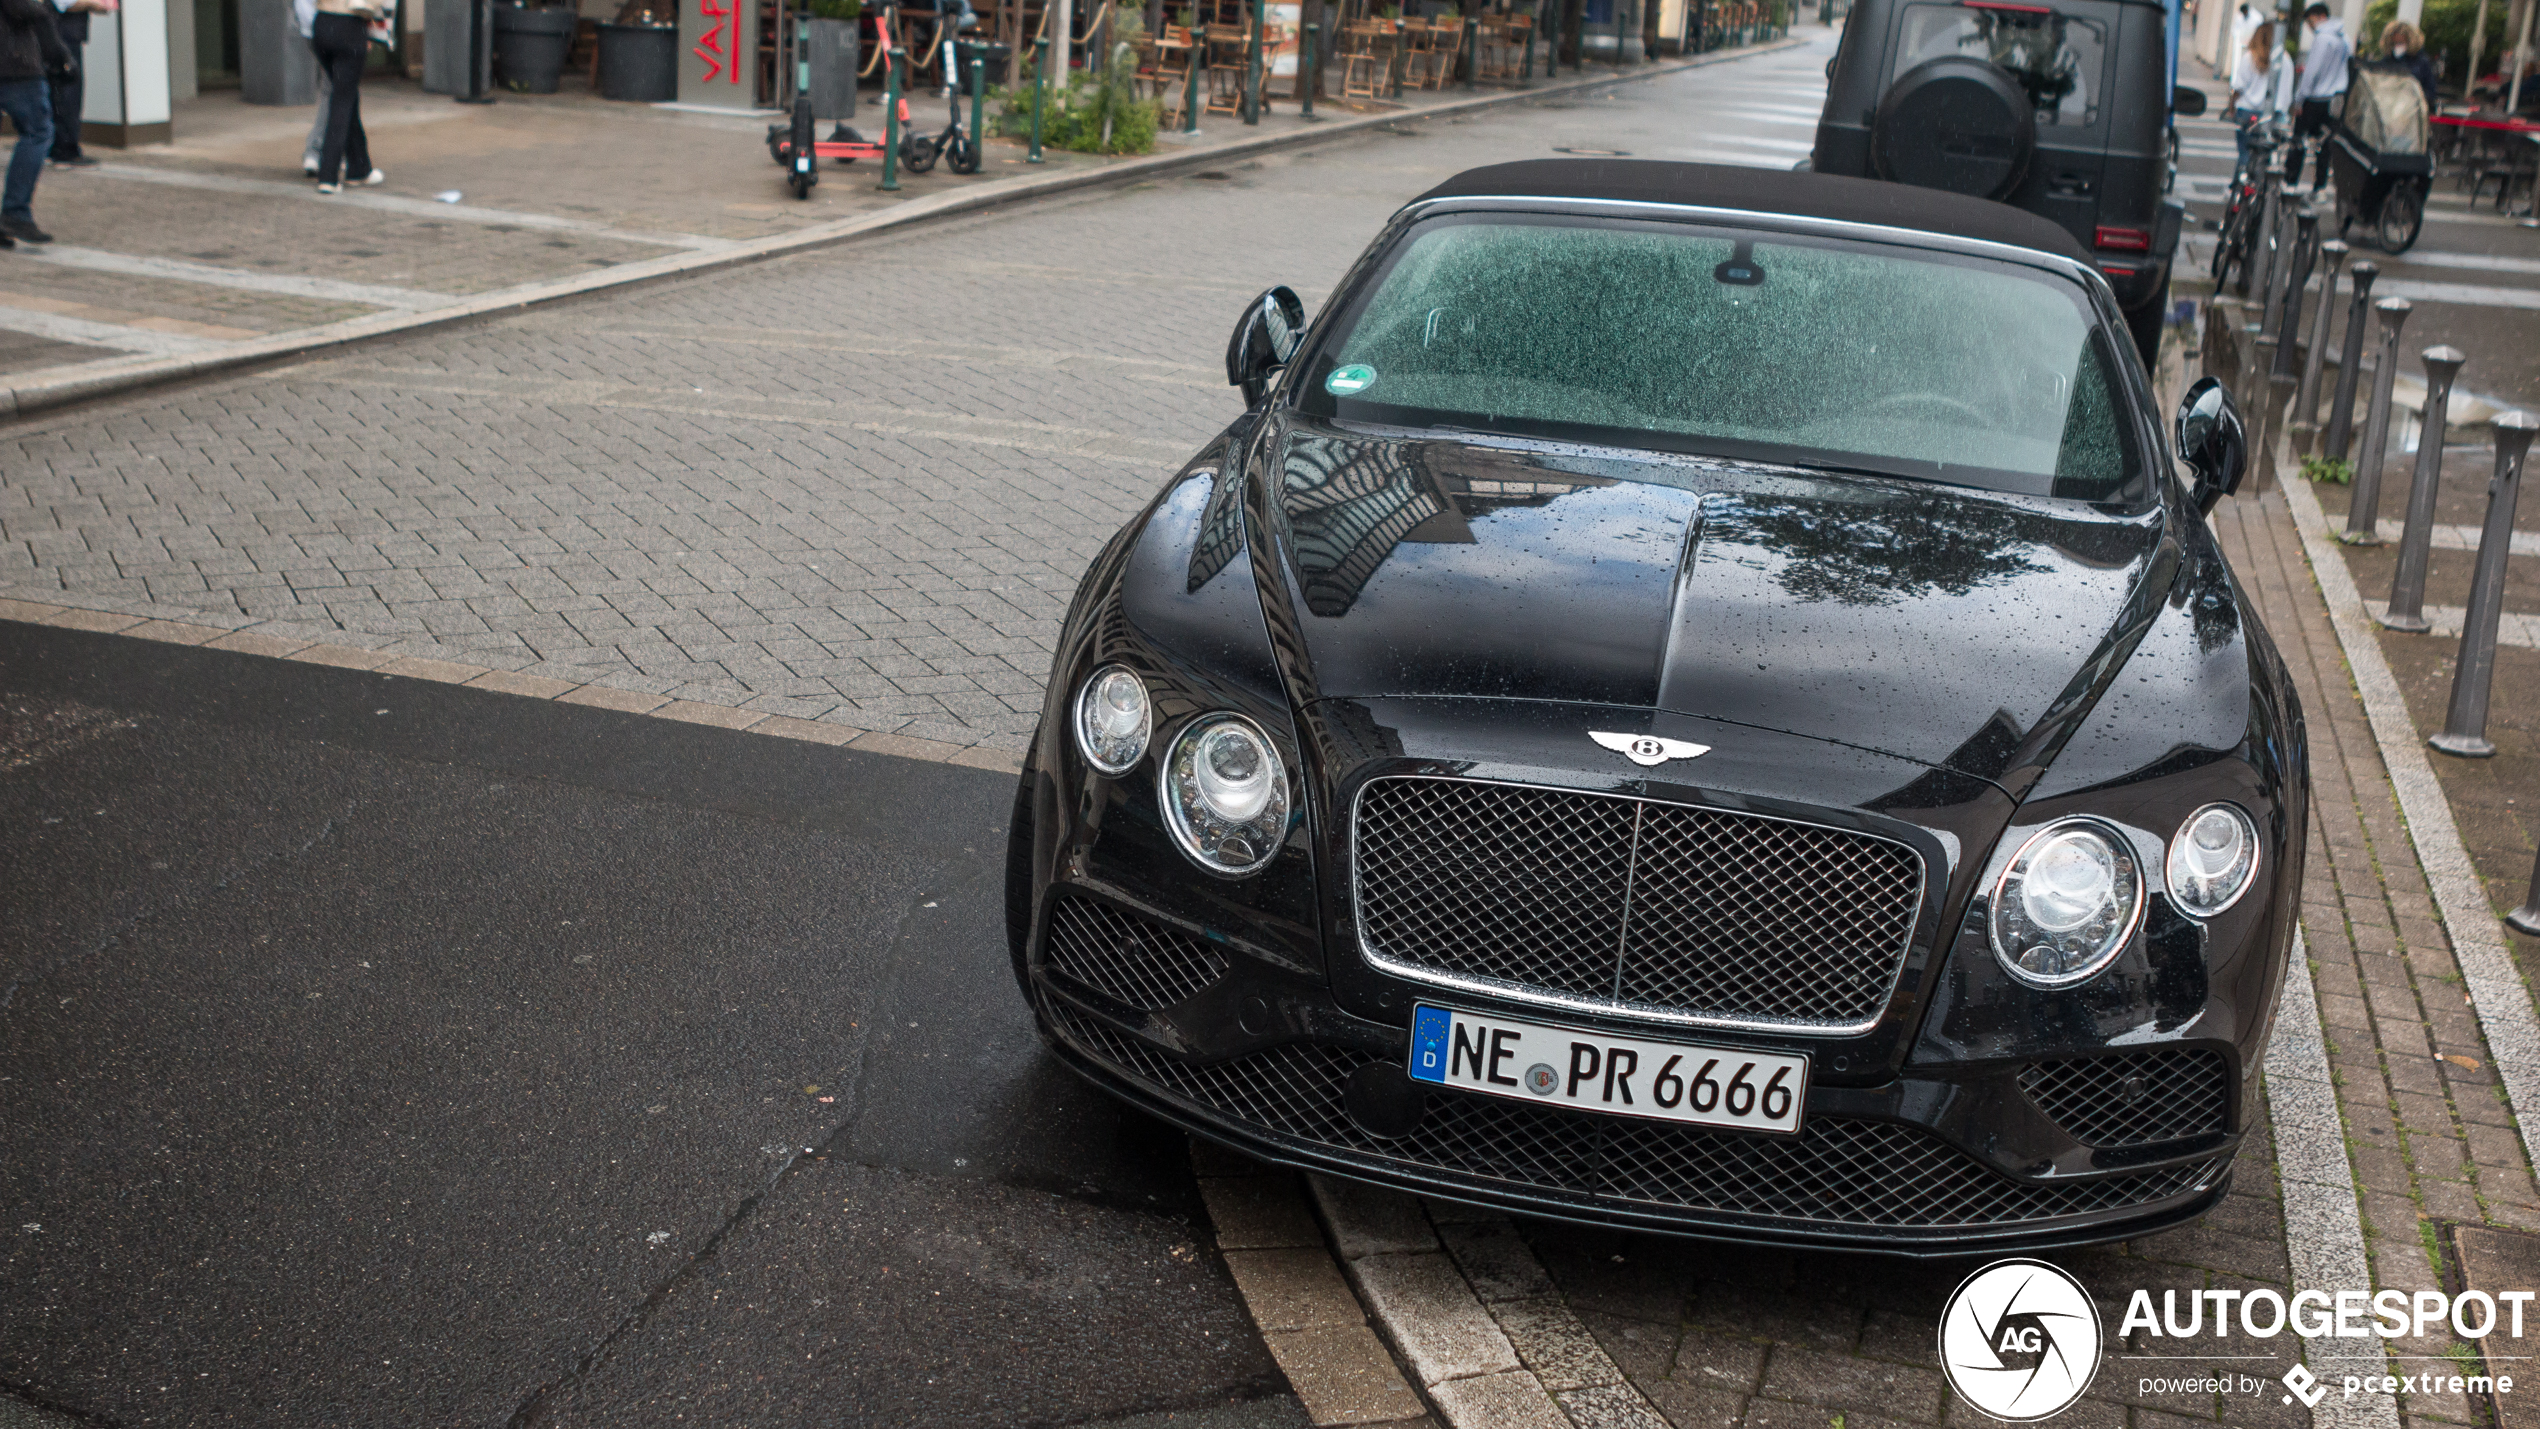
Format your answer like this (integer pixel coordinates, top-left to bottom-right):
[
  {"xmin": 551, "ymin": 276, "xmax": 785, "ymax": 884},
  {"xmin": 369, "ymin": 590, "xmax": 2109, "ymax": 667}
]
[
  {"xmin": 494, "ymin": 3, "xmax": 579, "ymax": 93},
  {"xmin": 597, "ymin": 22, "xmax": 680, "ymax": 101},
  {"xmin": 805, "ymin": 16, "xmax": 859, "ymax": 119}
]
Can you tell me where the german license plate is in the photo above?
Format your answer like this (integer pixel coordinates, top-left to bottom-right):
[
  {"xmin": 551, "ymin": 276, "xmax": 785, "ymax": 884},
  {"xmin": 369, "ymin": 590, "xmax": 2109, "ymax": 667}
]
[{"xmin": 1406, "ymin": 1004, "xmax": 1809, "ymax": 1135}]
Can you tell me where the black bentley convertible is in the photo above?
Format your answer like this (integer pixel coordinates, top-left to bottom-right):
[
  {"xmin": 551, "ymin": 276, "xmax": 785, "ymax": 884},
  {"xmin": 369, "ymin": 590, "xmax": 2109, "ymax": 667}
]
[{"xmin": 1006, "ymin": 160, "xmax": 2303, "ymax": 1253}]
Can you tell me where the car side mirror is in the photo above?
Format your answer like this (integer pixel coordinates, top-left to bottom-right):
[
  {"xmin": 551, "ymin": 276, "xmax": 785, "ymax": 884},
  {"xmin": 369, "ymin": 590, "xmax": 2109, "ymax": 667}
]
[
  {"xmin": 1227, "ymin": 285, "xmax": 1307, "ymax": 409},
  {"xmin": 2172, "ymin": 87, "xmax": 2208, "ymax": 117},
  {"xmin": 2175, "ymin": 377, "xmax": 2246, "ymax": 512}
]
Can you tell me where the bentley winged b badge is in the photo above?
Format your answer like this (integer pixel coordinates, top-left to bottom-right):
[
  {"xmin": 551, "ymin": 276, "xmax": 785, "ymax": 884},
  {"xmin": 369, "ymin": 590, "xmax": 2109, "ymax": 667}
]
[{"xmin": 1589, "ymin": 731, "xmax": 1712, "ymax": 767}]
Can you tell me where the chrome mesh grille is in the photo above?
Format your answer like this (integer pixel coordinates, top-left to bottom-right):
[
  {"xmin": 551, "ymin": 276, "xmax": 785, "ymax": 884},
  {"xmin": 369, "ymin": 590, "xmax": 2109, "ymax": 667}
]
[
  {"xmin": 1050, "ymin": 1005, "xmax": 2219, "ymax": 1230},
  {"xmin": 1353, "ymin": 778, "xmax": 1925, "ymax": 1028},
  {"xmin": 1042, "ymin": 895, "xmax": 1227, "ymax": 1011},
  {"xmin": 2020, "ymin": 1048, "xmax": 2231, "ymax": 1147}
]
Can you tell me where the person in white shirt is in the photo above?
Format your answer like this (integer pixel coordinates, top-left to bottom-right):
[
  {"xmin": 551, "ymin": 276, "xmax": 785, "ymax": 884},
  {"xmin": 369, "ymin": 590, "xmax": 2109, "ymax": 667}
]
[
  {"xmin": 2230, "ymin": 20, "xmax": 2287, "ymax": 164},
  {"xmin": 2292, "ymin": 2, "xmax": 2351, "ymax": 188}
]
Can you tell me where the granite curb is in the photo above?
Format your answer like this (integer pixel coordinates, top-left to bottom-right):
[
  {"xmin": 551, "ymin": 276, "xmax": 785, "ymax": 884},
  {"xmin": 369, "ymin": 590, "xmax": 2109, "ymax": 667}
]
[{"xmin": 0, "ymin": 38, "xmax": 1805, "ymax": 425}]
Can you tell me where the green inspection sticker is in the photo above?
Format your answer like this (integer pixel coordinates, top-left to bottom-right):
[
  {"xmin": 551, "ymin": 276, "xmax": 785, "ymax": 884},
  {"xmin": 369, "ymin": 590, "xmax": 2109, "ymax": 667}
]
[{"xmin": 1325, "ymin": 364, "xmax": 1377, "ymax": 396}]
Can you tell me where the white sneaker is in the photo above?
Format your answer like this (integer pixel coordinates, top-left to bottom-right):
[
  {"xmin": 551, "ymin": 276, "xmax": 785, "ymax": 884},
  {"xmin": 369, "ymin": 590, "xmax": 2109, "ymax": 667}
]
[
  {"xmin": 303, "ymin": 161, "xmax": 319, "ymax": 176},
  {"xmin": 360, "ymin": 169, "xmax": 386, "ymax": 186},
  {"xmin": 315, "ymin": 182, "xmax": 342, "ymax": 195}
]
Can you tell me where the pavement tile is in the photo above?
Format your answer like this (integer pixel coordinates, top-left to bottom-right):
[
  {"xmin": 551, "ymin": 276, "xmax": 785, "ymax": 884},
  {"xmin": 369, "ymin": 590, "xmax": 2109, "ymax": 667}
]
[
  {"xmin": 1261, "ymin": 1323, "xmax": 1427, "ymax": 1427},
  {"xmin": 286, "ymin": 643, "xmax": 395, "ymax": 671},
  {"xmin": 556, "ymin": 685, "xmax": 672, "ymax": 715},
  {"xmin": 1225, "ymin": 1248, "xmax": 1367, "ymax": 1334},
  {"xmin": 204, "ymin": 630, "xmax": 311, "ymax": 657},
  {"xmin": 465, "ymin": 670, "xmax": 582, "ymax": 700},
  {"xmin": 379, "ymin": 656, "xmax": 491, "ymax": 685},
  {"xmin": 652, "ymin": 700, "xmax": 767, "ymax": 731}
]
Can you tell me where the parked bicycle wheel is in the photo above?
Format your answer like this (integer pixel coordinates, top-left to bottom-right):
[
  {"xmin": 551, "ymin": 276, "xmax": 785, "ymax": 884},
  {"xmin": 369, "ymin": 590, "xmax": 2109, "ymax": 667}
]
[{"xmin": 2375, "ymin": 182, "xmax": 2424, "ymax": 254}]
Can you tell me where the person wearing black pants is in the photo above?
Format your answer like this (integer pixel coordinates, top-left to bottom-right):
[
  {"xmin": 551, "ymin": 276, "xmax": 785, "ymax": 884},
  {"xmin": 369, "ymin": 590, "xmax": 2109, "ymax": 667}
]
[
  {"xmin": 45, "ymin": 0, "xmax": 101, "ymax": 167},
  {"xmin": 309, "ymin": 0, "xmax": 384, "ymax": 193}
]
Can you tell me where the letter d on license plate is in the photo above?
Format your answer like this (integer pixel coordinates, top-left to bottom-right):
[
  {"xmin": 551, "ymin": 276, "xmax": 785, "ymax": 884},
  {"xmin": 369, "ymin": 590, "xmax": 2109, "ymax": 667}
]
[{"xmin": 1407, "ymin": 1005, "xmax": 1808, "ymax": 1135}]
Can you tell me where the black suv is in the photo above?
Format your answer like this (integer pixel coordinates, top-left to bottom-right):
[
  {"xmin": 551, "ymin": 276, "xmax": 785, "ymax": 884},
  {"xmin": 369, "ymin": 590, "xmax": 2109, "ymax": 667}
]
[{"xmin": 1808, "ymin": 0, "xmax": 2202, "ymax": 369}]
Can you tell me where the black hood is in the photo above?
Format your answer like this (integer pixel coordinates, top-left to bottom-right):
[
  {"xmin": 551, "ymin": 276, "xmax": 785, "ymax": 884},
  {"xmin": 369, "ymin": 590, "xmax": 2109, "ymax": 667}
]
[{"xmin": 1254, "ymin": 414, "xmax": 2169, "ymax": 785}]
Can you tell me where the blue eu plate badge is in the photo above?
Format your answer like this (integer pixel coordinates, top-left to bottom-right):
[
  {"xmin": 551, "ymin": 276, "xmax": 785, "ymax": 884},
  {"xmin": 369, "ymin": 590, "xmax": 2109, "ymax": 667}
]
[{"xmin": 1409, "ymin": 1005, "xmax": 1452, "ymax": 1083}]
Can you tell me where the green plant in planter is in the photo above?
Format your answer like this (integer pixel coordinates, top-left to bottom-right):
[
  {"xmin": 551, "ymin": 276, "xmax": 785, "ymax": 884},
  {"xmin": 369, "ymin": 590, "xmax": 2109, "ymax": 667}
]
[
  {"xmin": 2302, "ymin": 454, "xmax": 2354, "ymax": 485},
  {"xmin": 805, "ymin": 0, "xmax": 860, "ymax": 17},
  {"xmin": 992, "ymin": 24, "xmax": 1161, "ymax": 153}
]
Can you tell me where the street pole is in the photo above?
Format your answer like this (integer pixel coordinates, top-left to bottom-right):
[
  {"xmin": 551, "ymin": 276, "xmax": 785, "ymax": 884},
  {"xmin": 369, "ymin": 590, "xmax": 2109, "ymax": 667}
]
[
  {"xmin": 2291, "ymin": 238, "xmax": 2344, "ymax": 456},
  {"xmin": 1243, "ymin": 0, "xmax": 1263, "ymax": 123},
  {"xmin": 1301, "ymin": 20, "xmax": 1317, "ymax": 115},
  {"xmin": 1028, "ymin": 36, "xmax": 1048, "ymax": 160},
  {"xmin": 2427, "ymin": 412, "xmax": 2538, "ymax": 758},
  {"xmin": 967, "ymin": 43, "xmax": 989, "ymax": 153},
  {"xmin": 881, "ymin": 43, "xmax": 905, "ymax": 190},
  {"xmin": 2379, "ymin": 345, "xmax": 2467, "ymax": 633},
  {"xmin": 1520, "ymin": 8, "xmax": 1535, "ymax": 80},
  {"xmin": 1183, "ymin": 23, "xmax": 1202, "ymax": 132},
  {"xmin": 2325, "ymin": 260, "xmax": 2377, "ymax": 463},
  {"xmin": 459, "ymin": 0, "xmax": 495, "ymax": 102},
  {"xmin": 1464, "ymin": 11, "xmax": 1479, "ymax": 87},
  {"xmin": 2345, "ymin": 298, "xmax": 2411, "ymax": 544}
]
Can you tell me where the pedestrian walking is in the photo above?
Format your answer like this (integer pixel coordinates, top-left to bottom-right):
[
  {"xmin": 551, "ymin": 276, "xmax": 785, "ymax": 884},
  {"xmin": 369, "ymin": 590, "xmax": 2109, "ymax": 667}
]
[
  {"xmin": 2230, "ymin": 20, "xmax": 2288, "ymax": 163},
  {"xmin": 2291, "ymin": 1, "xmax": 2350, "ymax": 190},
  {"xmin": 309, "ymin": 0, "xmax": 386, "ymax": 194},
  {"xmin": 45, "ymin": 0, "xmax": 106, "ymax": 167},
  {"xmin": 295, "ymin": 0, "xmax": 332, "ymax": 175},
  {"xmin": 2380, "ymin": 20, "xmax": 2438, "ymax": 112},
  {"xmin": 0, "ymin": 0, "xmax": 72, "ymax": 245}
]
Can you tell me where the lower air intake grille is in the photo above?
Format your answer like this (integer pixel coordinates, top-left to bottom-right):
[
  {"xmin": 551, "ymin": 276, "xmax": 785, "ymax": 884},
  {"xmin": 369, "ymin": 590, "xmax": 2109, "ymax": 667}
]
[
  {"xmin": 2020, "ymin": 1048, "xmax": 2231, "ymax": 1147},
  {"xmin": 1051, "ymin": 1005, "xmax": 2218, "ymax": 1230},
  {"xmin": 1042, "ymin": 896, "xmax": 1227, "ymax": 1011}
]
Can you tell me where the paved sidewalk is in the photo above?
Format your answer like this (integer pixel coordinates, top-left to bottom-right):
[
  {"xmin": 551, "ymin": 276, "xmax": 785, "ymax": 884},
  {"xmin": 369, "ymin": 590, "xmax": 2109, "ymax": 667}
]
[{"xmin": 0, "ymin": 42, "xmax": 1790, "ymax": 413}]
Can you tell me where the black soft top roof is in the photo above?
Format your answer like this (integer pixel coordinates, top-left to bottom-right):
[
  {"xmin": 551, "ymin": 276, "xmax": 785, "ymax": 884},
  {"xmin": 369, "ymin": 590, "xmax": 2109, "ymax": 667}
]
[{"xmin": 1410, "ymin": 160, "xmax": 2095, "ymax": 266}]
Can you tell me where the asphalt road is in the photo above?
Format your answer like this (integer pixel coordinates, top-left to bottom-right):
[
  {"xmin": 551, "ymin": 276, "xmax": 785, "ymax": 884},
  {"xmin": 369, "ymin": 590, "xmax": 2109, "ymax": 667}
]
[{"xmin": 0, "ymin": 621, "xmax": 1287, "ymax": 1428}]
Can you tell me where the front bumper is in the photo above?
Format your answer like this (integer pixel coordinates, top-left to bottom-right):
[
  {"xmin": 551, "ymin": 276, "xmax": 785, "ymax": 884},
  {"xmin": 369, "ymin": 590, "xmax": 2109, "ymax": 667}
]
[{"xmin": 1026, "ymin": 887, "xmax": 2241, "ymax": 1258}]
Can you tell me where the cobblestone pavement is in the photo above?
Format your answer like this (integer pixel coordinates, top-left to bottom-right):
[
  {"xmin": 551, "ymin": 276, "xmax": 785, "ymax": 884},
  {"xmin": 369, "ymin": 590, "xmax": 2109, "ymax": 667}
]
[
  {"xmin": 0, "ymin": 34, "xmax": 1835, "ymax": 752},
  {"xmin": 9, "ymin": 26, "xmax": 2539, "ymax": 1429},
  {"xmin": 0, "ymin": 45, "xmax": 1759, "ymax": 379}
]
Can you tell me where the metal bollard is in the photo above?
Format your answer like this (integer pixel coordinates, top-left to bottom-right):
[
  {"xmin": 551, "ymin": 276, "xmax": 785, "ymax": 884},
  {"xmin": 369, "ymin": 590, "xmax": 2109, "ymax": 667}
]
[
  {"xmin": 881, "ymin": 46, "xmax": 905, "ymax": 191},
  {"xmin": 2325, "ymin": 260, "xmax": 2379, "ymax": 460},
  {"xmin": 1243, "ymin": 0, "xmax": 1264, "ymax": 124},
  {"xmin": 1027, "ymin": 38, "xmax": 1047, "ymax": 160},
  {"xmin": 1301, "ymin": 22, "xmax": 1317, "ymax": 116},
  {"xmin": 2272, "ymin": 208, "xmax": 2319, "ymax": 381},
  {"xmin": 2254, "ymin": 181, "xmax": 2284, "ymax": 335},
  {"xmin": 967, "ymin": 45, "xmax": 988, "ymax": 158},
  {"xmin": 1519, "ymin": 14, "xmax": 1534, "ymax": 82},
  {"xmin": 1184, "ymin": 27, "xmax": 1203, "ymax": 133},
  {"xmin": 2510, "ymin": 844, "xmax": 2540, "ymax": 937},
  {"xmin": 2379, "ymin": 345, "xmax": 2467, "ymax": 632},
  {"xmin": 2428, "ymin": 412, "xmax": 2538, "ymax": 758},
  {"xmin": 2342, "ymin": 296, "xmax": 2411, "ymax": 545},
  {"xmin": 1465, "ymin": 15, "xmax": 1479, "ymax": 88},
  {"xmin": 2291, "ymin": 238, "xmax": 2346, "ymax": 455}
]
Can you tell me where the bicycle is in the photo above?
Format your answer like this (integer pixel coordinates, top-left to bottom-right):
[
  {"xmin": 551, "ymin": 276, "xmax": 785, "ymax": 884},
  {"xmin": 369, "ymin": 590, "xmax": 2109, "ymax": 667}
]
[{"xmin": 2210, "ymin": 119, "xmax": 2295, "ymax": 298}]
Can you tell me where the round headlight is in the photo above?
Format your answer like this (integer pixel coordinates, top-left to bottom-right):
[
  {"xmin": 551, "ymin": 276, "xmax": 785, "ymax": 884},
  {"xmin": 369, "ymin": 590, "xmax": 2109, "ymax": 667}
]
[
  {"xmin": 1160, "ymin": 713, "xmax": 1289, "ymax": 876},
  {"xmin": 1989, "ymin": 820, "xmax": 2145, "ymax": 988},
  {"xmin": 1073, "ymin": 666, "xmax": 1151, "ymax": 775},
  {"xmin": 2167, "ymin": 803, "xmax": 2260, "ymax": 919}
]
